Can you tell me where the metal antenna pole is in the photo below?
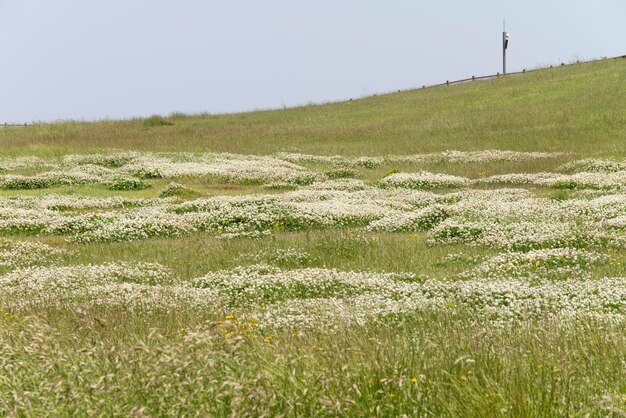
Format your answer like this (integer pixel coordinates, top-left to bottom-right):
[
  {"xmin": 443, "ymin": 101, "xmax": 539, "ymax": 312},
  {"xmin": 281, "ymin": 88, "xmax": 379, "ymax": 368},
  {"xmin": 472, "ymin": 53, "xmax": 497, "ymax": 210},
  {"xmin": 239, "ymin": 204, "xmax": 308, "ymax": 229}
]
[{"xmin": 502, "ymin": 19, "xmax": 508, "ymax": 75}]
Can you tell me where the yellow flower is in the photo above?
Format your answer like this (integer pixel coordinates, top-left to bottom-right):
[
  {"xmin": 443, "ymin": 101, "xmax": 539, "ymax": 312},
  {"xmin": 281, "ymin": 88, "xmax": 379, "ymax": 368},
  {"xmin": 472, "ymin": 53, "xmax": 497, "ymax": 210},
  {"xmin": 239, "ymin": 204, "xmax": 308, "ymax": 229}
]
[
  {"xmin": 388, "ymin": 392, "xmax": 396, "ymax": 398},
  {"xmin": 410, "ymin": 377, "xmax": 417, "ymax": 383},
  {"xmin": 225, "ymin": 315, "xmax": 234, "ymax": 320}
]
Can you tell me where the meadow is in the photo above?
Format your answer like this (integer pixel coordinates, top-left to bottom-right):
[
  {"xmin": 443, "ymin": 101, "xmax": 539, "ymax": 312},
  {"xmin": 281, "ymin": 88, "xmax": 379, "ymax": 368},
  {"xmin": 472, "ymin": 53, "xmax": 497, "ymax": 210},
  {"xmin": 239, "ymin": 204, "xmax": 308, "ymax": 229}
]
[{"xmin": 1, "ymin": 58, "xmax": 626, "ymax": 416}]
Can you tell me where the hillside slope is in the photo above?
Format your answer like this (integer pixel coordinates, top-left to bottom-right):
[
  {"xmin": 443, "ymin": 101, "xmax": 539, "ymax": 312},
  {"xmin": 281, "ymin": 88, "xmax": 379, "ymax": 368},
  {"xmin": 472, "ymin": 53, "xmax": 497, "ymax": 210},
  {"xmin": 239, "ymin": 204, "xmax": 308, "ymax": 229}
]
[
  {"xmin": 2, "ymin": 58, "xmax": 626, "ymax": 417},
  {"xmin": 1, "ymin": 58, "xmax": 624, "ymax": 156}
]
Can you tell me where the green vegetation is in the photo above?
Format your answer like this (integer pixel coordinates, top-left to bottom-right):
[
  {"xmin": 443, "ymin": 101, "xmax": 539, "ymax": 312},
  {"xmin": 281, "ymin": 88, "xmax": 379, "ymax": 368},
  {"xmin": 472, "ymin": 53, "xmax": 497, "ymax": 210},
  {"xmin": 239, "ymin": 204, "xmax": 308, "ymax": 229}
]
[
  {"xmin": 1, "ymin": 58, "xmax": 624, "ymax": 157},
  {"xmin": 1, "ymin": 59, "xmax": 626, "ymax": 416}
]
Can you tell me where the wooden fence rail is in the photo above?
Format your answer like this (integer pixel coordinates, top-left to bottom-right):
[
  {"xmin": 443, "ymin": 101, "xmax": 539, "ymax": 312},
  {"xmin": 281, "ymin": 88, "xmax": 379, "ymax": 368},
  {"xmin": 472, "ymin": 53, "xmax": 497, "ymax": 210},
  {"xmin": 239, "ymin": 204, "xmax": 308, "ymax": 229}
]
[
  {"xmin": 1, "ymin": 123, "xmax": 31, "ymax": 128},
  {"xmin": 2, "ymin": 55, "xmax": 624, "ymax": 126},
  {"xmin": 420, "ymin": 55, "xmax": 625, "ymax": 89}
]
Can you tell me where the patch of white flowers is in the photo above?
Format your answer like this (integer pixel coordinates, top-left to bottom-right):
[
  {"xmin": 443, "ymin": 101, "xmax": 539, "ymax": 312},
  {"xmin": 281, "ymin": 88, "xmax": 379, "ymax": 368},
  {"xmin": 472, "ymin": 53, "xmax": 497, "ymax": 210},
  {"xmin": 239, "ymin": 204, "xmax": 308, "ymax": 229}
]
[
  {"xmin": 379, "ymin": 172, "xmax": 471, "ymax": 189},
  {"xmin": 5, "ymin": 262, "xmax": 623, "ymax": 329},
  {"xmin": 0, "ymin": 194, "xmax": 172, "ymax": 211},
  {"xmin": 0, "ymin": 240, "xmax": 68, "ymax": 269},
  {"xmin": 427, "ymin": 189, "xmax": 626, "ymax": 250},
  {"xmin": 305, "ymin": 179, "xmax": 369, "ymax": 191},
  {"xmin": 2, "ymin": 150, "xmax": 626, "ymax": 333},
  {"xmin": 461, "ymin": 248, "xmax": 608, "ymax": 281},
  {"xmin": 379, "ymin": 170, "xmax": 626, "ymax": 191},
  {"xmin": 122, "ymin": 153, "xmax": 319, "ymax": 185},
  {"xmin": 0, "ymin": 185, "xmax": 623, "ymax": 249},
  {"xmin": 0, "ymin": 156, "xmax": 56, "ymax": 171},
  {"xmin": 383, "ymin": 150, "xmax": 564, "ymax": 165},
  {"xmin": 367, "ymin": 205, "xmax": 450, "ymax": 232},
  {"xmin": 158, "ymin": 182, "xmax": 189, "ymax": 198},
  {"xmin": 252, "ymin": 275, "xmax": 626, "ymax": 329},
  {"xmin": 0, "ymin": 150, "xmax": 570, "ymax": 192},
  {"xmin": 0, "ymin": 262, "xmax": 219, "ymax": 312},
  {"xmin": 278, "ymin": 150, "xmax": 565, "ymax": 166},
  {"xmin": 0, "ymin": 152, "xmax": 318, "ymax": 189},
  {"xmin": 558, "ymin": 158, "xmax": 626, "ymax": 173},
  {"xmin": 197, "ymin": 264, "xmax": 626, "ymax": 329},
  {"xmin": 482, "ymin": 171, "xmax": 626, "ymax": 190}
]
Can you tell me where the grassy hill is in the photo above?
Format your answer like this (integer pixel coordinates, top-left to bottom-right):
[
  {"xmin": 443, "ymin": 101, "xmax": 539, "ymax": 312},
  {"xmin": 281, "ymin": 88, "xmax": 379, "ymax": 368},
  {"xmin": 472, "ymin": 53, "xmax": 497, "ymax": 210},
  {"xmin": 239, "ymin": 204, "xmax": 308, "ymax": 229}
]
[
  {"xmin": 2, "ymin": 57, "xmax": 626, "ymax": 416},
  {"xmin": 1, "ymin": 58, "xmax": 625, "ymax": 156}
]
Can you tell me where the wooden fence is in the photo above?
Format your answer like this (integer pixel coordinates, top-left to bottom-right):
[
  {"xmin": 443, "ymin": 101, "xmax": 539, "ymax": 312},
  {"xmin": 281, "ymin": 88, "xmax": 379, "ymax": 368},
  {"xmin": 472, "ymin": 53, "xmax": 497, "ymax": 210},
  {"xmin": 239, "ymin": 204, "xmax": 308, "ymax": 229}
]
[
  {"xmin": 2, "ymin": 55, "xmax": 624, "ymax": 126},
  {"xmin": 419, "ymin": 54, "xmax": 626, "ymax": 89},
  {"xmin": 1, "ymin": 123, "xmax": 31, "ymax": 128}
]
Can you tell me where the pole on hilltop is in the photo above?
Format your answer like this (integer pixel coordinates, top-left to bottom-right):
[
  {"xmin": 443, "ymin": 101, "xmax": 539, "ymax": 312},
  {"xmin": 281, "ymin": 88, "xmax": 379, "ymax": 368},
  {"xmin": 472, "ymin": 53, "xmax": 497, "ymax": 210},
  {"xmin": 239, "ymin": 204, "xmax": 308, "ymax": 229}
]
[{"xmin": 502, "ymin": 19, "xmax": 509, "ymax": 75}]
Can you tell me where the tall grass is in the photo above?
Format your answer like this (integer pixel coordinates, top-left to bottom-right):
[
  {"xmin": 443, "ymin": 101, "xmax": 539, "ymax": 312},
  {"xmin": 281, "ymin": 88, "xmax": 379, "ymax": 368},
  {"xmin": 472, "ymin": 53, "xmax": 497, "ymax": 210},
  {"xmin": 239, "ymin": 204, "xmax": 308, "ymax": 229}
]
[
  {"xmin": 2, "ymin": 310, "xmax": 625, "ymax": 416},
  {"xmin": 0, "ymin": 59, "xmax": 624, "ymax": 157},
  {"xmin": 1, "ymin": 57, "xmax": 626, "ymax": 417}
]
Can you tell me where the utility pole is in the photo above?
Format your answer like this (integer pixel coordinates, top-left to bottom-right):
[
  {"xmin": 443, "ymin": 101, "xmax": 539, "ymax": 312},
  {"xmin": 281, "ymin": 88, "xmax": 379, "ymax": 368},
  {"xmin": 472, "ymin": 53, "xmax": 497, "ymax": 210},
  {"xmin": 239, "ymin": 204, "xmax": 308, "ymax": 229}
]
[{"xmin": 502, "ymin": 19, "xmax": 510, "ymax": 75}]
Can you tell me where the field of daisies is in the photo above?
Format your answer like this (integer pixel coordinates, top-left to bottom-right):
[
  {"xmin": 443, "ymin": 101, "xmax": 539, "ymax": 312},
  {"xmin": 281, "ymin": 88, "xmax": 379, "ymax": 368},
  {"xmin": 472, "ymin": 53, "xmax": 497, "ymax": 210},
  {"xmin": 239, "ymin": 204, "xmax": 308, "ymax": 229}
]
[{"xmin": 0, "ymin": 144, "xmax": 625, "ymax": 415}]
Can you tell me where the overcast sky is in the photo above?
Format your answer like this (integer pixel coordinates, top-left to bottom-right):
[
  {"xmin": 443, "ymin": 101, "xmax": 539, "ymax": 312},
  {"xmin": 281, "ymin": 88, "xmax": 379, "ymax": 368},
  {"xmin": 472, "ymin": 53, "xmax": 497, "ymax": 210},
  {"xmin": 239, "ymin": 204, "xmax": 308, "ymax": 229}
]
[{"xmin": 0, "ymin": 0, "xmax": 624, "ymax": 123}]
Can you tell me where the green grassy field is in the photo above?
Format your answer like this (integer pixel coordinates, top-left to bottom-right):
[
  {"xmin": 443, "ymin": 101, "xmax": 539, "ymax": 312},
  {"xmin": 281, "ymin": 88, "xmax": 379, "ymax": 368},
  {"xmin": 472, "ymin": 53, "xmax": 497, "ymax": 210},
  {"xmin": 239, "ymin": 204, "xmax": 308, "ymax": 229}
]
[
  {"xmin": 1, "ymin": 58, "xmax": 626, "ymax": 416},
  {"xmin": 1, "ymin": 58, "xmax": 625, "ymax": 157}
]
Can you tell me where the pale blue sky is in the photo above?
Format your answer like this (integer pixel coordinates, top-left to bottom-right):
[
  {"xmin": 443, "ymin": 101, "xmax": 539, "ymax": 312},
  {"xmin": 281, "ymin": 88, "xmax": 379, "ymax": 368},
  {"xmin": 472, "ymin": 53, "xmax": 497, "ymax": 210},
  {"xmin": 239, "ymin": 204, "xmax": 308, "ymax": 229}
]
[{"xmin": 1, "ymin": 1, "xmax": 624, "ymax": 123}]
